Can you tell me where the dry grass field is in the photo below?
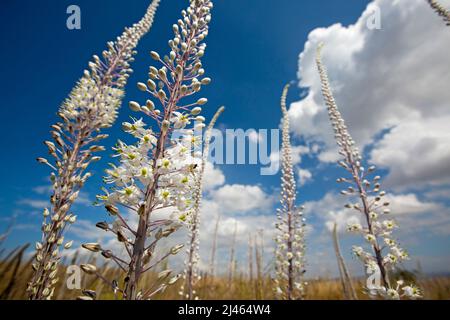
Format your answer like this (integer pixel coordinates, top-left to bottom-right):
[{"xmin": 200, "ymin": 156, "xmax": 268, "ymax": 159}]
[{"xmin": 1, "ymin": 245, "xmax": 449, "ymax": 300}]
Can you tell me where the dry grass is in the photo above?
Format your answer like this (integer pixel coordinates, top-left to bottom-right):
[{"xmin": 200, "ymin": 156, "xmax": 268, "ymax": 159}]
[{"xmin": 1, "ymin": 247, "xmax": 449, "ymax": 300}]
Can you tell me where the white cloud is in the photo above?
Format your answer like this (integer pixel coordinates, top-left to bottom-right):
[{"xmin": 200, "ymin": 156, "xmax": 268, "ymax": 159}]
[
  {"xmin": 290, "ymin": 0, "xmax": 450, "ymax": 190},
  {"xmin": 385, "ymin": 193, "xmax": 441, "ymax": 216},
  {"xmin": 298, "ymin": 169, "xmax": 313, "ymax": 186},
  {"xmin": 203, "ymin": 162, "xmax": 226, "ymax": 191},
  {"xmin": 307, "ymin": 191, "xmax": 450, "ymax": 237},
  {"xmin": 211, "ymin": 184, "xmax": 274, "ymax": 214},
  {"xmin": 196, "ymin": 198, "xmax": 277, "ymax": 274},
  {"xmin": 304, "ymin": 192, "xmax": 360, "ymax": 233},
  {"xmin": 32, "ymin": 185, "xmax": 53, "ymax": 195},
  {"xmin": 370, "ymin": 116, "xmax": 450, "ymax": 189},
  {"xmin": 75, "ymin": 192, "xmax": 93, "ymax": 206},
  {"xmin": 17, "ymin": 198, "xmax": 49, "ymax": 209}
]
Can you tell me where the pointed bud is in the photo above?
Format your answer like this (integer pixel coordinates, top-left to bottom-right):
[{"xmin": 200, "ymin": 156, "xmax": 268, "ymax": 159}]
[
  {"xmin": 196, "ymin": 98, "xmax": 208, "ymax": 105},
  {"xmin": 64, "ymin": 241, "xmax": 73, "ymax": 249},
  {"xmin": 82, "ymin": 243, "xmax": 101, "ymax": 253},
  {"xmin": 137, "ymin": 82, "xmax": 148, "ymax": 92},
  {"xmin": 150, "ymin": 51, "xmax": 160, "ymax": 60},
  {"xmin": 80, "ymin": 264, "xmax": 97, "ymax": 275},
  {"xmin": 129, "ymin": 101, "xmax": 141, "ymax": 112},
  {"xmin": 191, "ymin": 107, "xmax": 202, "ymax": 115}
]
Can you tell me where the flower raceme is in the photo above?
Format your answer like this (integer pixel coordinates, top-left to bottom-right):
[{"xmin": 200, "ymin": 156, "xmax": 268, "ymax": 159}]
[
  {"xmin": 316, "ymin": 44, "xmax": 421, "ymax": 300},
  {"xmin": 28, "ymin": 0, "xmax": 161, "ymax": 301},
  {"xmin": 87, "ymin": 0, "xmax": 215, "ymax": 300},
  {"xmin": 427, "ymin": 0, "xmax": 450, "ymax": 26},
  {"xmin": 274, "ymin": 85, "xmax": 307, "ymax": 300},
  {"xmin": 181, "ymin": 106, "xmax": 225, "ymax": 301}
]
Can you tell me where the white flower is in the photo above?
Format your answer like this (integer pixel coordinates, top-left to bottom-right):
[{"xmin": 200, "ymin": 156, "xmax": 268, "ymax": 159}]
[
  {"xmin": 347, "ymin": 223, "xmax": 363, "ymax": 233},
  {"xmin": 366, "ymin": 260, "xmax": 379, "ymax": 274},
  {"xmin": 384, "ymin": 253, "xmax": 398, "ymax": 265},
  {"xmin": 385, "ymin": 289, "xmax": 400, "ymax": 300},
  {"xmin": 402, "ymin": 285, "xmax": 421, "ymax": 300},
  {"xmin": 384, "ymin": 238, "xmax": 396, "ymax": 247},
  {"xmin": 383, "ymin": 220, "xmax": 396, "ymax": 230},
  {"xmin": 365, "ymin": 234, "xmax": 377, "ymax": 245},
  {"xmin": 171, "ymin": 112, "xmax": 191, "ymax": 129},
  {"xmin": 119, "ymin": 185, "xmax": 141, "ymax": 205},
  {"xmin": 352, "ymin": 246, "xmax": 364, "ymax": 258}
]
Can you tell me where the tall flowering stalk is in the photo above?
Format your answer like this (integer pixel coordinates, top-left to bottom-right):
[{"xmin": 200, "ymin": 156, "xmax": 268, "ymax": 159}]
[
  {"xmin": 427, "ymin": 0, "xmax": 450, "ymax": 25},
  {"xmin": 181, "ymin": 106, "xmax": 225, "ymax": 300},
  {"xmin": 316, "ymin": 45, "xmax": 421, "ymax": 300},
  {"xmin": 274, "ymin": 85, "xmax": 307, "ymax": 300},
  {"xmin": 87, "ymin": 0, "xmax": 214, "ymax": 300},
  {"xmin": 28, "ymin": 0, "xmax": 160, "ymax": 300}
]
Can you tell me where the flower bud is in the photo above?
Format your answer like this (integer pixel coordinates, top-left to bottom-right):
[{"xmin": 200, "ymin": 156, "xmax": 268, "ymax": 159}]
[
  {"xmin": 137, "ymin": 82, "xmax": 148, "ymax": 92},
  {"xmin": 80, "ymin": 264, "xmax": 97, "ymax": 275},
  {"xmin": 168, "ymin": 274, "xmax": 181, "ymax": 285},
  {"xmin": 158, "ymin": 270, "xmax": 172, "ymax": 279},
  {"xmin": 96, "ymin": 221, "xmax": 109, "ymax": 231},
  {"xmin": 117, "ymin": 230, "xmax": 127, "ymax": 243},
  {"xmin": 82, "ymin": 243, "xmax": 101, "ymax": 253},
  {"xmin": 147, "ymin": 79, "xmax": 156, "ymax": 91},
  {"xmin": 64, "ymin": 241, "xmax": 73, "ymax": 249},
  {"xmin": 196, "ymin": 98, "xmax": 207, "ymax": 105},
  {"xmin": 191, "ymin": 107, "xmax": 202, "ymax": 115},
  {"xmin": 201, "ymin": 77, "xmax": 211, "ymax": 85},
  {"xmin": 146, "ymin": 100, "xmax": 155, "ymax": 111},
  {"xmin": 101, "ymin": 250, "xmax": 113, "ymax": 259},
  {"xmin": 158, "ymin": 89, "xmax": 167, "ymax": 100},
  {"xmin": 170, "ymin": 244, "xmax": 184, "ymax": 255},
  {"xmin": 129, "ymin": 101, "xmax": 141, "ymax": 112},
  {"xmin": 105, "ymin": 205, "xmax": 119, "ymax": 216},
  {"xmin": 162, "ymin": 120, "xmax": 170, "ymax": 132},
  {"xmin": 150, "ymin": 51, "xmax": 160, "ymax": 61}
]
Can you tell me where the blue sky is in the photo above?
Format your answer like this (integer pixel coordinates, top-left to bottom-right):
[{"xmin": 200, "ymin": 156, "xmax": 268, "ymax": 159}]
[{"xmin": 1, "ymin": 0, "xmax": 449, "ymax": 278}]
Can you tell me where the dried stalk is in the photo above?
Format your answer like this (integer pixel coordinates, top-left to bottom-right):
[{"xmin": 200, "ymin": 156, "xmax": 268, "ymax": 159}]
[
  {"xmin": 228, "ymin": 221, "xmax": 238, "ymax": 286},
  {"xmin": 209, "ymin": 214, "xmax": 220, "ymax": 277},
  {"xmin": 332, "ymin": 223, "xmax": 357, "ymax": 300},
  {"xmin": 0, "ymin": 244, "xmax": 30, "ymax": 299},
  {"xmin": 254, "ymin": 233, "xmax": 263, "ymax": 300},
  {"xmin": 248, "ymin": 234, "xmax": 254, "ymax": 281}
]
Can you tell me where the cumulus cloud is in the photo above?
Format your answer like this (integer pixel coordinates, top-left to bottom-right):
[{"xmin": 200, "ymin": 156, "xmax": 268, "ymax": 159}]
[
  {"xmin": 210, "ymin": 184, "xmax": 274, "ymax": 214},
  {"xmin": 370, "ymin": 116, "xmax": 450, "ymax": 189},
  {"xmin": 298, "ymin": 168, "xmax": 313, "ymax": 186},
  {"xmin": 304, "ymin": 192, "xmax": 360, "ymax": 233},
  {"xmin": 290, "ymin": 0, "xmax": 450, "ymax": 190},
  {"xmin": 17, "ymin": 198, "xmax": 49, "ymax": 209},
  {"xmin": 306, "ymin": 191, "xmax": 450, "ymax": 236},
  {"xmin": 203, "ymin": 161, "xmax": 226, "ymax": 191},
  {"xmin": 385, "ymin": 193, "xmax": 441, "ymax": 216}
]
